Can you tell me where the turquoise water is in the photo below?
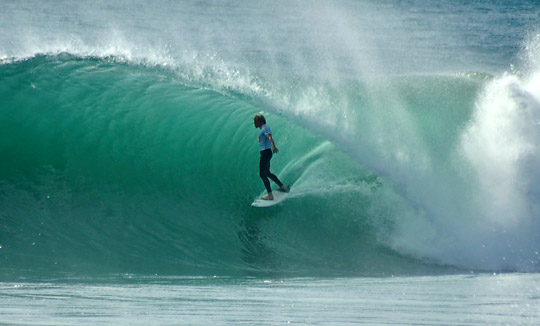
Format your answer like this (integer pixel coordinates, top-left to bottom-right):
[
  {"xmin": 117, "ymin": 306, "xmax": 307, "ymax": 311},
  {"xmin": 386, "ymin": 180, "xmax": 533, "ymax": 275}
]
[
  {"xmin": 0, "ymin": 56, "xmax": 484, "ymax": 278},
  {"xmin": 1, "ymin": 0, "xmax": 540, "ymax": 324}
]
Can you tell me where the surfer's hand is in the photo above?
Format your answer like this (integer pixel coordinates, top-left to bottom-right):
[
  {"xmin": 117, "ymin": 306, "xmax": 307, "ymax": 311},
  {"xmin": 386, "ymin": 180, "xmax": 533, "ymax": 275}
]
[{"xmin": 273, "ymin": 146, "xmax": 279, "ymax": 153}]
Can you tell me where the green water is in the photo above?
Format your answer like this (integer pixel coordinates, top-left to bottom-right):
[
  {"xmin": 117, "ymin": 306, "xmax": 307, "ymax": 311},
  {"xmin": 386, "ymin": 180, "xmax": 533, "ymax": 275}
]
[{"xmin": 1, "ymin": 55, "xmax": 490, "ymax": 278}]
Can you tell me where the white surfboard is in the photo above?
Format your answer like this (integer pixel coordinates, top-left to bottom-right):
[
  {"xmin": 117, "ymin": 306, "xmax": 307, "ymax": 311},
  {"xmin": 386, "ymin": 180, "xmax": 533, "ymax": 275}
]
[{"xmin": 251, "ymin": 190, "xmax": 290, "ymax": 207}]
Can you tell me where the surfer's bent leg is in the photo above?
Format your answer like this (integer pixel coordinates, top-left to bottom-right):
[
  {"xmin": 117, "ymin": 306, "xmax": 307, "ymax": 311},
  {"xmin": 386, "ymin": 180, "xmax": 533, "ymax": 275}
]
[
  {"xmin": 259, "ymin": 149, "xmax": 273, "ymax": 194},
  {"xmin": 267, "ymin": 171, "xmax": 283, "ymax": 188}
]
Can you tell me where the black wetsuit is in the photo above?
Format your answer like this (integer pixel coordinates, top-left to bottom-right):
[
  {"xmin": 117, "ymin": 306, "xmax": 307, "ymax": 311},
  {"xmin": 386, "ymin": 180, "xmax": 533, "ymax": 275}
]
[{"xmin": 259, "ymin": 149, "xmax": 283, "ymax": 194}]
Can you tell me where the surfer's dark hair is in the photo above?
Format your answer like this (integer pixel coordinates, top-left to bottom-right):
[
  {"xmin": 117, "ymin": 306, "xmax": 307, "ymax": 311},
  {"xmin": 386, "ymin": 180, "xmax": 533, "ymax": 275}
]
[{"xmin": 254, "ymin": 113, "xmax": 266, "ymax": 125}]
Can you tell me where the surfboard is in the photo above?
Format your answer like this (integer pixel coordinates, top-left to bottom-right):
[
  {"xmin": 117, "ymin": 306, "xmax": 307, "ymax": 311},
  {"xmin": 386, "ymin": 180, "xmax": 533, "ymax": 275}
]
[{"xmin": 251, "ymin": 189, "xmax": 290, "ymax": 207}]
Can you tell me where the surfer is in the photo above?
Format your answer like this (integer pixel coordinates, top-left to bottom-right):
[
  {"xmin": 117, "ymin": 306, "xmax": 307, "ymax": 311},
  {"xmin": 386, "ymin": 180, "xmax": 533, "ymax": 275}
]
[{"xmin": 254, "ymin": 113, "xmax": 289, "ymax": 200}]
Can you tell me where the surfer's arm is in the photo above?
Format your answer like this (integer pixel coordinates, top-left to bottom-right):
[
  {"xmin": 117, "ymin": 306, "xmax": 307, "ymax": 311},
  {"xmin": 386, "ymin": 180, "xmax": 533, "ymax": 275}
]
[{"xmin": 266, "ymin": 133, "xmax": 279, "ymax": 153}]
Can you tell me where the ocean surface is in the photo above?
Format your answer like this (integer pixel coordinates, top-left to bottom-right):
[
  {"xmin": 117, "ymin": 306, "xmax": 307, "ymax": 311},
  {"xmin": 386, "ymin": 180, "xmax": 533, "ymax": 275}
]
[{"xmin": 1, "ymin": 0, "xmax": 540, "ymax": 324}]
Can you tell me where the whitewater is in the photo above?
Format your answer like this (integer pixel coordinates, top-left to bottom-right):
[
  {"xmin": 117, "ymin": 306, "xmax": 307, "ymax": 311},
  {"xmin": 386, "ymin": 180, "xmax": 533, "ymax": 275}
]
[{"xmin": 1, "ymin": 0, "xmax": 540, "ymax": 325}]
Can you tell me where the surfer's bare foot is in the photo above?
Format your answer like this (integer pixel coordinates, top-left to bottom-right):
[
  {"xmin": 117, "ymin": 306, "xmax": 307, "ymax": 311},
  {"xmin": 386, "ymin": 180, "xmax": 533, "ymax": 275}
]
[
  {"xmin": 261, "ymin": 193, "xmax": 274, "ymax": 200},
  {"xmin": 278, "ymin": 186, "xmax": 289, "ymax": 193}
]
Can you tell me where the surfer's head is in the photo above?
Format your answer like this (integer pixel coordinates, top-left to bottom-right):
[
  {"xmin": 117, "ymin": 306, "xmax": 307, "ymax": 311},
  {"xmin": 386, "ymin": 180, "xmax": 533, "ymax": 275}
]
[{"xmin": 253, "ymin": 113, "xmax": 266, "ymax": 128}]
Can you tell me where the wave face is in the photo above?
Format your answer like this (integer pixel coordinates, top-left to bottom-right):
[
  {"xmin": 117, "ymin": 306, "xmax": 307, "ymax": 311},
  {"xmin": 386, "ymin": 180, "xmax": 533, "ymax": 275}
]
[
  {"xmin": 1, "ymin": 1, "xmax": 540, "ymax": 278},
  {"xmin": 0, "ymin": 56, "xmax": 436, "ymax": 277}
]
